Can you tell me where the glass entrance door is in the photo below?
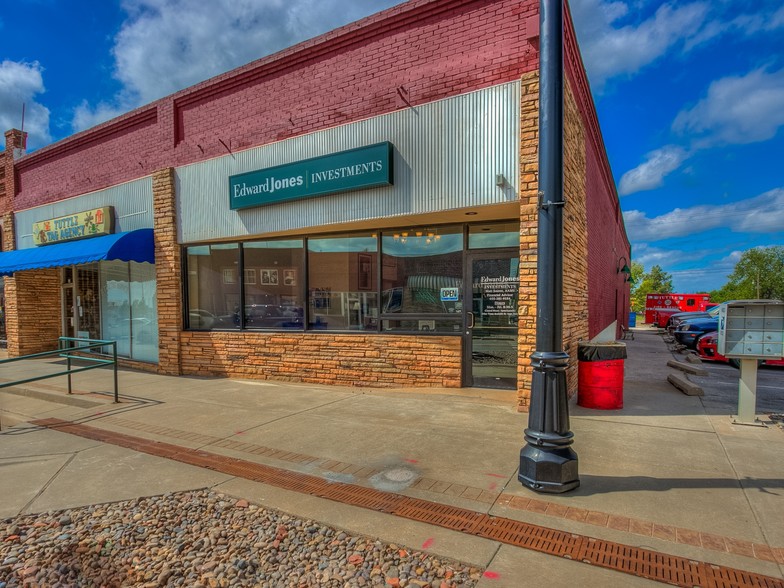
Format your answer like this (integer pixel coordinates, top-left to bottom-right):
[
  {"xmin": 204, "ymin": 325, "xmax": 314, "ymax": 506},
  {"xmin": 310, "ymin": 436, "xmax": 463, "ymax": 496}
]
[
  {"xmin": 62, "ymin": 283, "xmax": 76, "ymax": 339},
  {"xmin": 465, "ymin": 252, "xmax": 519, "ymax": 389}
]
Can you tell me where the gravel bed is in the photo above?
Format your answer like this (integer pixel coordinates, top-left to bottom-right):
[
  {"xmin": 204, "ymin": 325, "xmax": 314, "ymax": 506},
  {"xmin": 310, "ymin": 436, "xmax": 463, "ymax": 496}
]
[{"xmin": 0, "ymin": 490, "xmax": 481, "ymax": 587}]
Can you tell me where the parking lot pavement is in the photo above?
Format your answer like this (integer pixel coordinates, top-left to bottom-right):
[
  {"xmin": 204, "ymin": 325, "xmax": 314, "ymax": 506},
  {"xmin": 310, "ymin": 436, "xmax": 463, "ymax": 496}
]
[{"xmin": 686, "ymin": 357, "xmax": 784, "ymax": 418}]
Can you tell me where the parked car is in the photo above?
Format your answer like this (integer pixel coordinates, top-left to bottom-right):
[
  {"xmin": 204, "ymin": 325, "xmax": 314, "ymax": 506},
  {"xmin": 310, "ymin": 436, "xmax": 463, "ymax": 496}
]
[
  {"xmin": 189, "ymin": 308, "xmax": 217, "ymax": 329},
  {"xmin": 234, "ymin": 304, "xmax": 304, "ymax": 328},
  {"xmin": 666, "ymin": 311, "xmax": 713, "ymax": 332},
  {"xmin": 673, "ymin": 318, "xmax": 719, "ymax": 350},
  {"xmin": 696, "ymin": 331, "xmax": 784, "ymax": 368}
]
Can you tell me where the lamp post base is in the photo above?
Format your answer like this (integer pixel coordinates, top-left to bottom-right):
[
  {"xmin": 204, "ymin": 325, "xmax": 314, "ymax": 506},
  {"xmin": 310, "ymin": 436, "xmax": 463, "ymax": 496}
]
[
  {"xmin": 519, "ymin": 351, "xmax": 579, "ymax": 494},
  {"xmin": 518, "ymin": 444, "xmax": 579, "ymax": 493}
]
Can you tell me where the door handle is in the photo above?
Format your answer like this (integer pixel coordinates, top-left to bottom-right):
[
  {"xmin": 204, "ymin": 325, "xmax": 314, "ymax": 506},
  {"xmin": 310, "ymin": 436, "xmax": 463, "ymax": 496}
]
[{"xmin": 467, "ymin": 311, "xmax": 475, "ymax": 329}]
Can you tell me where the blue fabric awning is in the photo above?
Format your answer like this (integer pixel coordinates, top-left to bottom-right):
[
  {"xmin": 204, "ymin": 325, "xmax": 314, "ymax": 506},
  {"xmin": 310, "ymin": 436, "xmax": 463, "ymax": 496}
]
[{"xmin": 0, "ymin": 229, "xmax": 154, "ymax": 276}]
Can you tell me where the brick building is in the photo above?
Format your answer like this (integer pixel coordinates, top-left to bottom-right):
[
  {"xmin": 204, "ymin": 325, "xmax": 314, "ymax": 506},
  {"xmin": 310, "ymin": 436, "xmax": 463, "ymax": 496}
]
[{"xmin": 0, "ymin": 0, "xmax": 630, "ymax": 409}]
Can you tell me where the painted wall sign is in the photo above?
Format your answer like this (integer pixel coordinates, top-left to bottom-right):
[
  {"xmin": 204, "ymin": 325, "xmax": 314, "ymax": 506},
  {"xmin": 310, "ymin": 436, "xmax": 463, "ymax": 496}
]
[
  {"xmin": 229, "ymin": 142, "xmax": 393, "ymax": 210},
  {"xmin": 33, "ymin": 206, "xmax": 114, "ymax": 246}
]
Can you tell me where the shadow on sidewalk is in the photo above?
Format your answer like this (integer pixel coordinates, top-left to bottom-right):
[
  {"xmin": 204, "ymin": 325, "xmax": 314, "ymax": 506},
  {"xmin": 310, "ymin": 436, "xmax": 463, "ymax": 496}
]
[{"xmin": 573, "ymin": 474, "xmax": 784, "ymax": 496}]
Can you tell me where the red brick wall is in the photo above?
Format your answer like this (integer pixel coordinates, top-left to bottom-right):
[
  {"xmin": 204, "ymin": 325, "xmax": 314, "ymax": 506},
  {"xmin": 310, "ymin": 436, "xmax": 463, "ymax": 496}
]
[
  {"xmin": 179, "ymin": 331, "xmax": 462, "ymax": 387},
  {"xmin": 14, "ymin": 0, "xmax": 539, "ymax": 210}
]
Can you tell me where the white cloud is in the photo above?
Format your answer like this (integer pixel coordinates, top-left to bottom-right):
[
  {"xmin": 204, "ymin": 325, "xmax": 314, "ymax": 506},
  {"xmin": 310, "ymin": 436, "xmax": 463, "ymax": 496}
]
[
  {"xmin": 673, "ymin": 67, "xmax": 784, "ymax": 146},
  {"xmin": 618, "ymin": 145, "xmax": 688, "ymax": 196},
  {"xmin": 72, "ymin": 0, "xmax": 399, "ymax": 128},
  {"xmin": 0, "ymin": 60, "xmax": 51, "ymax": 149},
  {"xmin": 569, "ymin": 0, "xmax": 708, "ymax": 89},
  {"xmin": 623, "ymin": 188, "xmax": 784, "ymax": 241},
  {"xmin": 72, "ymin": 100, "xmax": 133, "ymax": 133}
]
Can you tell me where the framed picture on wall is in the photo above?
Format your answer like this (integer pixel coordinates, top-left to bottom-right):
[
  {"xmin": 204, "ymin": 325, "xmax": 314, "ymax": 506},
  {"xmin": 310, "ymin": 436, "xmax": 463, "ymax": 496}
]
[
  {"xmin": 244, "ymin": 269, "xmax": 257, "ymax": 285},
  {"xmin": 261, "ymin": 268, "xmax": 279, "ymax": 285},
  {"xmin": 283, "ymin": 269, "xmax": 297, "ymax": 286},
  {"xmin": 358, "ymin": 254, "xmax": 372, "ymax": 290},
  {"xmin": 222, "ymin": 268, "xmax": 236, "ymax": 284}
]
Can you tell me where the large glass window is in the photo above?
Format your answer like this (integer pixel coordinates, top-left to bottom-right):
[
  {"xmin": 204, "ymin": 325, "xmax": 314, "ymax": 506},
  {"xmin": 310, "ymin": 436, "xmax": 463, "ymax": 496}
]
[
  {"xmin": 242, "ymin": 239, "xmax": 304, "ymax": 329},
  {"xmin": 308, "ymin": 233, "xmax": 378, "ymax": 330},
  {"xmin": 380, "ymin": 226, "xmax": 463, "ymax": 332},
  {"xmin": 182, "ymin": 222, "xmax": 518, "ymax": 334},
  {"xmin": 129, "ymin": 262, "xmax": 158, "ymax": 362},
  {"xmin": 186, "ymin": 244, "xmax": 240, "ymax": 329},
  {"xmin": 98, "ymin": 261, "xmax": 158, "ymax": 362}
]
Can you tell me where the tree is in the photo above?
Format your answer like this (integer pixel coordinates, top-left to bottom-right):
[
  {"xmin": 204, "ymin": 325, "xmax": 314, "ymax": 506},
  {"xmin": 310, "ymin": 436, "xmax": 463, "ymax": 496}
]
[
  {"xmin": 628, "ymin": 261, "xmax": 645, "ymax": 311},
  {"xmin": 710, "ymin": 246, "xmax": 784, "ymax": 302},
  {"xmin": 631, "ymin": 264, "xmax": 673, "ymax": 311}
]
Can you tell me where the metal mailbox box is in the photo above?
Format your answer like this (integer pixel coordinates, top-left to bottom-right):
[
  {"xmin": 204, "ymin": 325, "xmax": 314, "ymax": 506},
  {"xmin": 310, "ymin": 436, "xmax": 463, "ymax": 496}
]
[{"xmin": 717, "ymin": 300, "xmax": 784, "ymax": 359}]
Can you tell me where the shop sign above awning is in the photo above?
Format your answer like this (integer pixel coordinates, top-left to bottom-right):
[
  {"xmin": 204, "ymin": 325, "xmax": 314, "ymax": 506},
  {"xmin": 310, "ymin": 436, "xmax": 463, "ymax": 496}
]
[{"xmin": 0, "ymin": 229, "xmax": 154, "ymax": 276}]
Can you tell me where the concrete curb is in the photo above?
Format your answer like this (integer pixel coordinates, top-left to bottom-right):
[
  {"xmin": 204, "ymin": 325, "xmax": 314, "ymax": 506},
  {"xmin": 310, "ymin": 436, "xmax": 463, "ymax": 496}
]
[
  {"xmin": 667, "ymin": 360, "xmax": 709, "ymax": 377},
  {"xmin": 667, "ymin": 373, "xmax": 704, "ymax": 396}
]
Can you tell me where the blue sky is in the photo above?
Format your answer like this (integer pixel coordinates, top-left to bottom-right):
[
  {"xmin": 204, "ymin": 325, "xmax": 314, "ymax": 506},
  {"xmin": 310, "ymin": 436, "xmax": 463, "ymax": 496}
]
[{"xmin": 2, "ymin": 0, "xmax": 783, "ymax": 293}]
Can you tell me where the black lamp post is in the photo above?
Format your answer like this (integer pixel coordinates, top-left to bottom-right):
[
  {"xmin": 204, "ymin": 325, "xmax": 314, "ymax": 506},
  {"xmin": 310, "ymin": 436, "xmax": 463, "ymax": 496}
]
[{"xmin": 518, "ymin": 0, "xmax": 579, "ymax": 494}]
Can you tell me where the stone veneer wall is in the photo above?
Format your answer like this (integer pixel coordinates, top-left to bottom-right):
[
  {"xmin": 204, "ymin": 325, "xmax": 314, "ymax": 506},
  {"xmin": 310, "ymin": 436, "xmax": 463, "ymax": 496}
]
[
  {"xmin": 4, "ymin": 269, "xmax": 61, "ymax": 356},
  {"xmin": 152, "ymin": 168, "xmax": 183, "ymax": 375},
  {"xmin": 516, "ymin": 71, "xmax": 589, "ymax": 410},
  {"xmin": 179, "ymin": 332, "xmax": 462, "ymax": 388}
]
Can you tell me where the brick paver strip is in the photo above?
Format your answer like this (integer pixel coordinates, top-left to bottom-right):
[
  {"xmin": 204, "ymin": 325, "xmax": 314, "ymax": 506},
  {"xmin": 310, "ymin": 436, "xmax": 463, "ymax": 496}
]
[
  {"xmin": 676, "ymin": 528, "xmax": 702, "ymax": 547},
  {"xmin": 652, "ymin": 523, "xmax": 677, "ymax": 542},
  {"xmin": 31, "ymin": 418, "xmax": 784, "ymax": 588},
  {"xmin": 497, "ymin": 492, "xmax": 784, "ymax": 566},
  {"xmin": 84, "ymin": 417, "xmax": 784, "ymax": 567}
]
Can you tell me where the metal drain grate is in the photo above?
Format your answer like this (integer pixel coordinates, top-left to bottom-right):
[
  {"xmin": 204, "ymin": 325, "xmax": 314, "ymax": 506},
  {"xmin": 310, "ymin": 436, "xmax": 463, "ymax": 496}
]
[{"xmin": 32, "ymin": 418, "xmax": 784, "ymax": 588}]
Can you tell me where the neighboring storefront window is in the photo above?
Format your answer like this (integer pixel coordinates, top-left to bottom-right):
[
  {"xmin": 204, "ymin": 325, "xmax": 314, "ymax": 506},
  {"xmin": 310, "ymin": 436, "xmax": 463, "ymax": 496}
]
[
  {"xmin": 0, "ymin": 276, "xmax": 5, "ymax": 348},
  {"xmin": 243, "ymin": 239, "xmax": 305, "ymax": 329},
  {"xmin": 99, "ymin": 261, "xmax": 159, "ymax": 363},
  {"xmin": 307, "ymin": 233, "xmax": 378, "ymax": 331},
  {"xmin": 186, "ymin": 244, "xmax": 240, "ymax": 329}
]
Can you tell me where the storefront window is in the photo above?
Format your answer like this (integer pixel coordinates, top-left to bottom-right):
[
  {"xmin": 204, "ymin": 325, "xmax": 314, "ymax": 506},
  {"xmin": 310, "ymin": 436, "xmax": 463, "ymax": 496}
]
[
  {"xmin": 186, "ymin": 244, "xmax": 240, "ymax": 329},
  {"xmin": 99, "ymin": 261, "xmax": 158, "ymax": 362},
  {"xmin": 0, "ymin": 277, "xmax": 6, "ymax": 348},
  {"xmin": 242, "ymin": 239, "xmax": 304, "ymax": 330},
  {"xmin": 468, "ymin": 222, "xmax": 519, "ymax": 249},
  {"xmin": 101, "ymin": 261, "xmax": 131, "ymax": 357},
  {"xmin": 380, "ymin": 226, "xmax": 463, "ymax": 318},
  {"xmin": 308, "ymin": 233, "xmax": 378, "ymax": 330},
  {"xmin": 129, "ymin": 262, "xmax": 158, "ymax": 362}
]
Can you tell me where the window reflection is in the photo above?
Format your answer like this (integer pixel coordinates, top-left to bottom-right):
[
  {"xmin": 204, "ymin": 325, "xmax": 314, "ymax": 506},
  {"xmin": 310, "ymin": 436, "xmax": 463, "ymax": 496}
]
[
  {"xmin": 242, "ymin": 240, "xmax": 304, "ymax": 329},
  {"xmin": 381, "ymin": 226, "xmax": 463, "ymax": 316},
  {"xmin": 468, "ymin": 222, "xmax": 519, "ymax": 249},
  {"xmin": 308, "ymin": 233, "xmax": 378, "ymax": 330},
  {"xmin": 186, "ymin": 244, "xmax": 240, "ymax": 329}
]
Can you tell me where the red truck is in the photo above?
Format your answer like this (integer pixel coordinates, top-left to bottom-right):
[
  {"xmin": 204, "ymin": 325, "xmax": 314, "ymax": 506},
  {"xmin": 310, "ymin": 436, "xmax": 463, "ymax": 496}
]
[{"xmin": 645, "ymin": 293, "xmax": 713, "ymax": 327}]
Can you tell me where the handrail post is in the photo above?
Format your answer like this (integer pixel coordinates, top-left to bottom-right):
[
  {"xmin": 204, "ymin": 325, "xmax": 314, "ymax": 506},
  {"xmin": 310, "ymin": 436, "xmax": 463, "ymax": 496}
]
[
  {"xmin": 113, "ymin": 342, "xmax": 118, "ymax": 403},
  {"xmin": 67, "ymin": 356, "xmax": 72, "ymax": 394}
]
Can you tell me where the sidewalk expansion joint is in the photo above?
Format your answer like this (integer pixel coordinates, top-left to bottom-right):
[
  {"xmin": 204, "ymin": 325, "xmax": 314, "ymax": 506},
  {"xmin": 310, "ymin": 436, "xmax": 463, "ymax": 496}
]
[{"xmin": 31, "ymin": 417, "xmax": 784, "ymax": 588}]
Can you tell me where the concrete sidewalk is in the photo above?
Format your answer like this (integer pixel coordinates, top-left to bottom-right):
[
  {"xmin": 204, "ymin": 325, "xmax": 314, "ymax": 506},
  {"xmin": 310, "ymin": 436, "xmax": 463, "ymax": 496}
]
[{"xmin": 1, "ymin": 328, "xmax": 783, "ymax": 586}]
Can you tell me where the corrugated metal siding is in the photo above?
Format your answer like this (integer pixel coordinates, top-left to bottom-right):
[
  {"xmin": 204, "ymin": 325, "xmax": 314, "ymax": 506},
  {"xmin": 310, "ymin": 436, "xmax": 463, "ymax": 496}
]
[
  {"xmin": 14, "ymin": 177, "xmax": 154, "ymax": 250},
  {"xmin": 177, "ymin": 82, "xmax": 521, "ymax": 243}
]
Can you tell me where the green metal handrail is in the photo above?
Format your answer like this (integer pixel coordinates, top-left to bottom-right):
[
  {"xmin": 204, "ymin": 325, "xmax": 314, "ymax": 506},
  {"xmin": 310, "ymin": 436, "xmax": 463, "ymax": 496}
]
[{"xmin": 0, "ymin": 337, "xmax": 118, "ymax": 403}]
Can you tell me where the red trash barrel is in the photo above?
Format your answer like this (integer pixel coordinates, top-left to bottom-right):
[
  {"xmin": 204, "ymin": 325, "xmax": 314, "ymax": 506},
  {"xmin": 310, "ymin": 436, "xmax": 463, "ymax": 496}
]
[{"xmin": 577, "ymin": 342, "xmax": 627, "ymax": 409}]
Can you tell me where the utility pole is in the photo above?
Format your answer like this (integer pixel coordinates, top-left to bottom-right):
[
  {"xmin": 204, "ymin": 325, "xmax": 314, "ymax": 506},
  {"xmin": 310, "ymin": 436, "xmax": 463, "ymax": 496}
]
[{"xmin": 518, "ymin": 0, "xmax": 579, "ymax": 494}]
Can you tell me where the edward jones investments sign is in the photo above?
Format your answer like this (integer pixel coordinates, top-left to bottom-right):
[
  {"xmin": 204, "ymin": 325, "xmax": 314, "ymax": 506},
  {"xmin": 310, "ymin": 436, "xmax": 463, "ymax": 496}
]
[{"xmin": 229, "ymin": 142, "xmax": 393, "ymax": 210}]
